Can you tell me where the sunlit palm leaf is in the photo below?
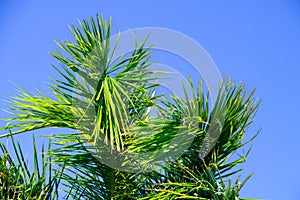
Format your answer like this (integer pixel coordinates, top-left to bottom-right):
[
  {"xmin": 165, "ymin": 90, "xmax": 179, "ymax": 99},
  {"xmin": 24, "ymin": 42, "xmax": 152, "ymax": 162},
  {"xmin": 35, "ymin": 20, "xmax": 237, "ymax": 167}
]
[{"xmin": 2, "ymin": 14, "xmax": 158, "ymax": 153}]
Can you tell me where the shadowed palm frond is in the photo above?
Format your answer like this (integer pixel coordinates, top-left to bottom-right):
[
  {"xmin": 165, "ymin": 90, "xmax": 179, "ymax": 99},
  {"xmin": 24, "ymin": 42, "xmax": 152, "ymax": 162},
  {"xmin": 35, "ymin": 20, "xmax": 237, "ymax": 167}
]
[{"xmin": 0, "ymin": 135, "xmax": 62, "ymax": 199}]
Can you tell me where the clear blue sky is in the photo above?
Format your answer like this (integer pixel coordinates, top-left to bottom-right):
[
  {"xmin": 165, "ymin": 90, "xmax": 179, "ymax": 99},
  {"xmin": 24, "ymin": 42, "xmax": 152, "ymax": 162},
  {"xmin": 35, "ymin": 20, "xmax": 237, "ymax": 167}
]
[{"xmin": 1, "ymin": 1, "xmax": 300, "ymax": 199}]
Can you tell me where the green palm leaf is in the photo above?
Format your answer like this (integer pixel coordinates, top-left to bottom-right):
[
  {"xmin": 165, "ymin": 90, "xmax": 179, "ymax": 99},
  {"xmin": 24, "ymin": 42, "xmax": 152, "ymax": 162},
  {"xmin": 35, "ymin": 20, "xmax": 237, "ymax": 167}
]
[{"xmin": 0, "ymin": 135, "xmax": 62, "ymax": 199}]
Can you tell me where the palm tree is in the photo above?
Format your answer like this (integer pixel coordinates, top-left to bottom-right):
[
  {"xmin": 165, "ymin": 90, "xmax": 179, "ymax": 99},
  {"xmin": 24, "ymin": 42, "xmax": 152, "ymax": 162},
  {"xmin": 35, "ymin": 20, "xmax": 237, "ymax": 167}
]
[{"xmin": 0, "ymin": 14, "xmax": 260, "ymax": 199}]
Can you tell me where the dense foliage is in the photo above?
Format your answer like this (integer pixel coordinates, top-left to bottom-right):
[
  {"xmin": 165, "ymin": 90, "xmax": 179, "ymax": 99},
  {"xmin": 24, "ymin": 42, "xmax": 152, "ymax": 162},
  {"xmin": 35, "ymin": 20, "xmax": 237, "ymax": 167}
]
[{"xmin": 0, "ymin": 15, "xmax": 260, "ymax": 199}]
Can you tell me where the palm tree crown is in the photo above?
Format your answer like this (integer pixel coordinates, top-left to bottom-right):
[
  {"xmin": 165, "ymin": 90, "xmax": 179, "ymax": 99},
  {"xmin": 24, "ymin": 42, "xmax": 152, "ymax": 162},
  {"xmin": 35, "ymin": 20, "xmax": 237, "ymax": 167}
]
[{"xmin": 0, "ymin": 14, "xmax": 260, "ymax": 199}]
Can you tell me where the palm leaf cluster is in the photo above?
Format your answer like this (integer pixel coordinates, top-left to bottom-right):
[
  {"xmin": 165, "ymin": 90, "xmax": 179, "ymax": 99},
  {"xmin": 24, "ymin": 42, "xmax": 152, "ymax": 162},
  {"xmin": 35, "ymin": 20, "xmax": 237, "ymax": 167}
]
[
  {"xmin": 0, "ymin": 14, "xmax": 260, "ymax": 199},
  {"xmin": 0, "ymin": 136, "xmax": 61, "ymax": 199}
]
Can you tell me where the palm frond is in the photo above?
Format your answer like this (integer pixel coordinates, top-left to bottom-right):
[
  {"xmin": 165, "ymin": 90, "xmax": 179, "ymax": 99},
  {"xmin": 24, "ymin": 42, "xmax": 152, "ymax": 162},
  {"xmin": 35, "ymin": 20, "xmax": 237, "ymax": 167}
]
[
  {"xmin": 2, "ymin": 14, "xmax": 159, "ymax": 153},
  {"xmin": 0, "ymin": 135, "xmax": 62, "ymax": 199}
]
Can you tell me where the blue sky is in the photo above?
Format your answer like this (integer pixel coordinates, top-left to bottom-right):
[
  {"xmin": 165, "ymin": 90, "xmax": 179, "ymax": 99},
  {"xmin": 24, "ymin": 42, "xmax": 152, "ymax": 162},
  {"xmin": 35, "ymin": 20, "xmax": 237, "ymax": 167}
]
[{"xmin": 1, "ymin": 1, "xmax": 300, "ymax": 199}]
